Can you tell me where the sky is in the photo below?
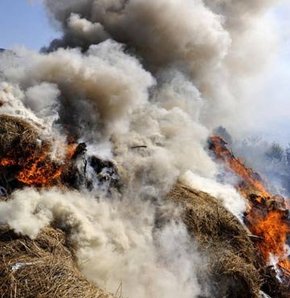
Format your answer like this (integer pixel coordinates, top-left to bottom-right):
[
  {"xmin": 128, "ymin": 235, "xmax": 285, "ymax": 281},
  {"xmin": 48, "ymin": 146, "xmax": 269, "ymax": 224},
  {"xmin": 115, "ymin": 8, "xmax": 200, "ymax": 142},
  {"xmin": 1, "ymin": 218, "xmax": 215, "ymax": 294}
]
[
  {"xmin": 0, "ymin": 0, "xmax": 290, "ymax": 145},
  {"xmin": 0, "ymin": 0, "xmax": 59, "ymax": 50},
  {"xmin": 250, "ymin": 2, "xmax": 290, "ymax": 145}
]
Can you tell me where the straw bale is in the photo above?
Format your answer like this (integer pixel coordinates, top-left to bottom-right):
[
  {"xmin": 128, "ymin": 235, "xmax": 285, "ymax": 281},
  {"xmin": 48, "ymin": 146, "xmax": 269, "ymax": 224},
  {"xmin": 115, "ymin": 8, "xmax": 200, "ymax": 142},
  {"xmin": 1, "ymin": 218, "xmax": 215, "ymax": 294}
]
[
  {"xmin": 0, "ymin": 114, "xmax": 40, "ymax": 159},
  {"xmin": 168, "ymin": 183, "xmax": 261, "ymax": 298},
  {"xmin": 0, "ymin": 225, "xmax": 113, "ymax": 298}
]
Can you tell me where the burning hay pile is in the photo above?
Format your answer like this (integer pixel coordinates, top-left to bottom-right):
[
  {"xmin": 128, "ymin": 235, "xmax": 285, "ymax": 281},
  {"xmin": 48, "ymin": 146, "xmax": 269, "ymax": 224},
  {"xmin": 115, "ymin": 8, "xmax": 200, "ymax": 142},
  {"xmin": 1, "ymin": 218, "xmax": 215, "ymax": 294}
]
[
  {"xmin": 1, "ymin": 0, "xmax": 290, "ymax": 297},
  {"xmin": 0, "ymin": 181, "xmax": 264, "ymax": 298},
  {"xmin": 0, "ymin": 114, "xmax": 120, "ymax": 193},
  {"xmin": 0, "ymin": 225, "xmax": 112, "ymax": 298},
  {"xmin": 0, "ymin": 116, "xmax": 120, "ymax": 297},
  {"xmin": 0, "ymin": 115, "xmax": 288, "ymax": 297},
  {"xmin": 209, "ymin": 136, "xmax": 290, "ymax": 297},
  {"xmin": 168, "ymin": 184, "xmax": 261, "ymax": 298},
  {"xmin": 0, "ymin": 114, "xmax": 65, "ymax": 190}
]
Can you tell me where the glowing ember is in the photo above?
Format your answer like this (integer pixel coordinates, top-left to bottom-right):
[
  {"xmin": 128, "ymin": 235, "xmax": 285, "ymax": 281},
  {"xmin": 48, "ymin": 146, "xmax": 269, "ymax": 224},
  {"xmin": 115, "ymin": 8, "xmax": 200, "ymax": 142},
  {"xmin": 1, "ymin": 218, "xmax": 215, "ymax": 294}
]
[{"xmin": 0, "ymin": 158, "xmax": 17, "ymax": 167}]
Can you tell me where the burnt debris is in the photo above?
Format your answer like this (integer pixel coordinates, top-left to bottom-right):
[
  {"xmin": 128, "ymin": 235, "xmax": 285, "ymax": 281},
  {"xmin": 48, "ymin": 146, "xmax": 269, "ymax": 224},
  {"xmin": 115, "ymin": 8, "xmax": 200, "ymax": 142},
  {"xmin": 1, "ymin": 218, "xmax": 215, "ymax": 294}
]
[
  {"xmin": 0, "ymin": 115, "xmax": 120, "ymax": 194},
  {"xmin": 62, "ymin": 143, "xmax": 120, "ymax": 193}
]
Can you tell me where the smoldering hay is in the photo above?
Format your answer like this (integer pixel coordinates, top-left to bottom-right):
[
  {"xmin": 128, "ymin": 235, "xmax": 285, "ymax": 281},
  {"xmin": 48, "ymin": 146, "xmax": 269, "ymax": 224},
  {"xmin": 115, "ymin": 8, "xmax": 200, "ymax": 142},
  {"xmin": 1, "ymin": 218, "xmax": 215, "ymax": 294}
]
[{"xmin": 0, "ymin": 0, "xmax": 284, "ymax": 297}]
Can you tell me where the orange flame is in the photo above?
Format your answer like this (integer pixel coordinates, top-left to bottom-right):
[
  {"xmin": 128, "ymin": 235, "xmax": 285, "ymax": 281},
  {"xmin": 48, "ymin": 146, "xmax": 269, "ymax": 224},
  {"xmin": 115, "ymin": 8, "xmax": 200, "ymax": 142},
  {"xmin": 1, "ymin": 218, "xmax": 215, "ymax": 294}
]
[
  {"xmin": 0, "ymin": 158, "xmax": 17, "ymax": 167},
  {"xmin": 209, "ymin": 136, "xmax": 270, "ymax": 197},
  {"xmin": 0, "ymin": 143, "xmax": 77, "ymax": 187},
  {"xmin": 250, "ymin": 210, "xmax": 289, "ymax": 261},
  {"xmin": 209, "ymin": 136, "xmax": 290, "ymax": 274},
  {"xmin": 17, "ymin": 153, "xmax": 62, "ymax": 186}
]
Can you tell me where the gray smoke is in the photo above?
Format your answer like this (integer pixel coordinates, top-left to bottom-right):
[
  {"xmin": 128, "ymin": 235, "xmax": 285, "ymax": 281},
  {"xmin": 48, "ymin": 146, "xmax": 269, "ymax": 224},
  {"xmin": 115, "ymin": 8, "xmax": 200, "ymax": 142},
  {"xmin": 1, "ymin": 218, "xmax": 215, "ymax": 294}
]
[
  {"xmin": 0, "ymin": 0, "xmax": 279, "ymax": 296},
  {"xmin": 0, "ymin": 188, "xmax": 207, "ymax": 298},
  {"xmin": 43, "ymin": 0, "xmax": 278, "ymax": 131}
]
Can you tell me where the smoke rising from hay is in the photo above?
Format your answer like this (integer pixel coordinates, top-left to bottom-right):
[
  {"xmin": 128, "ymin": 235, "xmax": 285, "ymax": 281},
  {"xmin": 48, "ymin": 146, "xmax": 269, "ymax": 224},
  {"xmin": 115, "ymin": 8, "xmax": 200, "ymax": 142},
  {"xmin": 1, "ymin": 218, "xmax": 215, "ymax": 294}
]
[
  {"xmin": 0, "ymin": 0, "xmax": 280, "ymax": 296},
  {"xmin": 180, "ymin": 170, "xmax": 246, "ymax": 219},
  {"xmin": 0, "ymin": 188, "xmax": 207, "ymax": 298}
]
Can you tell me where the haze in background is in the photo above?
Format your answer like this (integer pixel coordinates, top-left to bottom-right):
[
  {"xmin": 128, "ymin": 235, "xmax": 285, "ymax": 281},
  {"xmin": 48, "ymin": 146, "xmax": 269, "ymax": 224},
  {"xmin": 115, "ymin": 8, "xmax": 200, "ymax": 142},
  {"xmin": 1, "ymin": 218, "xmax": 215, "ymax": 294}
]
[{"xmin": 241, "ymin": 1, "xmax": 290, "ymax": 145}]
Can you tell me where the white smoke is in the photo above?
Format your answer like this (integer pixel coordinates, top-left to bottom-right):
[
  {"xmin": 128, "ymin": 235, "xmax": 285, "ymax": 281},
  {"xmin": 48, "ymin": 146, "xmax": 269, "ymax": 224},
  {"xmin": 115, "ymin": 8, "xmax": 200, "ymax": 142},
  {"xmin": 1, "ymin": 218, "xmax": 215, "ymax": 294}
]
[
  {"xmin": 0, "ymin": 39, "xmax": 217, "ymax": 191},
  {"xmin": 2, "ymin": 41, "xmax": 155, "ymax": 134},
  {"xmin": 25, "ymin": 82, "xmax": 60, "ymax": 120},
  {"xmin": 0, "ymin": 0, "xmax": 280, "ymax": 296},
  {"xmin": 0, "ymin": 188, "xmax": 207, "ymax": 298},
  {"xmin": 0, "ymin": 82, "xmax": 42, "ymax": 123},
  {"xmin": 43, "ymin": 0, "xmax": 279, "ymax": 132},
  {"xmin": 180, "ymin": 170, "xmax": 247, "ymax": 219}
]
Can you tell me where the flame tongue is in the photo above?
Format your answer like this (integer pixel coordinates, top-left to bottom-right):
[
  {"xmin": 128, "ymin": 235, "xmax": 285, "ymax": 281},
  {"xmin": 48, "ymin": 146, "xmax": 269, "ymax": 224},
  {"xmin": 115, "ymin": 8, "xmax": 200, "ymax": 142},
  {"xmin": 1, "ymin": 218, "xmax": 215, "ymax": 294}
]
[
  {"xmin": 16, "ymin": 152, "xmax": 62, "ymax": 186},
  {"xmin": 209, "ymin": 136, "xmax": 270, "ymax": 198},
  {"xmin": 209, "ymin": 136, "xmax": 290, "ymax": 275},
  {"xmin": 0, "ymin": 142, "xmax": 78, "ymax": 187},
  {"xmin": 249, "ymin": 210, "xmax": 289, "ymax": 260}
]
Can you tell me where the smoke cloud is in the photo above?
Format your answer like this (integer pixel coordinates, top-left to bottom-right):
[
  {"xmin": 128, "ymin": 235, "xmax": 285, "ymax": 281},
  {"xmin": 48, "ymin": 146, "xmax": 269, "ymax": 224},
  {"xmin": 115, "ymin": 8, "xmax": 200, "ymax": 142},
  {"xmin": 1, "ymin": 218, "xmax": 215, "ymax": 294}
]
[
  {"xmin": 180, "ymin": 170, "xmax": 246, "ymax": 219},
  {"xmin": 0, "ymin": 188, "xmax": 208, "ymax": 298},
  {"xmin": 0, "ymin": 0, "xmax": 280, "ymax": 296},
  {"xmin": 43, "ymin": 0, "xmax": 278, "ymax": 131}
]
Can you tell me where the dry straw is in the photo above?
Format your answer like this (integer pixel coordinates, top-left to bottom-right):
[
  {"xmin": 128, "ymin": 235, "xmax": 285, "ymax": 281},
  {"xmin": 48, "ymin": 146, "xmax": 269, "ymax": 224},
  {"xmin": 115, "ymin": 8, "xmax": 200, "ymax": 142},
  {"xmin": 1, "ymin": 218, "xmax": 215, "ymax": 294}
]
[
  {"xmin": 168, "ymin": 183, "xmax": 261, "ymax": 298},
  {"xmin": 0, "ymin": 114, "xmax": 40, "ymax": 159},
  {"xmin": 0, "ymin": 225, "xmax": 113, "ymax": 298}
]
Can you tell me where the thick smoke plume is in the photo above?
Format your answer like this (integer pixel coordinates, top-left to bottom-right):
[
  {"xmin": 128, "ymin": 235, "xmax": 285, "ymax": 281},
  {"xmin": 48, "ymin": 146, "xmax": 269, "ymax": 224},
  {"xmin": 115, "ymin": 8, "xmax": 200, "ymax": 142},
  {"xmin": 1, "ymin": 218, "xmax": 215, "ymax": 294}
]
[
  {"xmin": 43, "ymin": 0, "xmax": 278, "ymax": 130},
  {"xmin": 0, "ymin": 0, "xmax": 279, "ymax": 297}
]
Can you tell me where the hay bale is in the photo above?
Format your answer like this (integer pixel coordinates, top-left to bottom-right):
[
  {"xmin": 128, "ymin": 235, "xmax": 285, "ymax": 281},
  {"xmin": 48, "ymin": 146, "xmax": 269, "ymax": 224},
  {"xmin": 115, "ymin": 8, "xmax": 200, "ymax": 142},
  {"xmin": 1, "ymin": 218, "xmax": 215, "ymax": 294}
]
[
  {"xmin": 168, "ymin": 183, "xmax": 261, "ymax": 298},
  {"xmin": 0, "ymin": 225, "xmax": 113, "ymax": 298},
  {"xmin": 0, "ymin": 114, "xmax": 40, "ymax": 159}
]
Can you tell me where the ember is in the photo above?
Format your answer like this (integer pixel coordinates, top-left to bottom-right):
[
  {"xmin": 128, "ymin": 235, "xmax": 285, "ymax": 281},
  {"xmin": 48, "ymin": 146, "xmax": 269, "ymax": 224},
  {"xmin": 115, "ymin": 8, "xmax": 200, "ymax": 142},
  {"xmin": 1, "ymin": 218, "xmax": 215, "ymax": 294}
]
[{"xmin": 0, "ymin": 158, "xmax": 17, "ymax": 167}]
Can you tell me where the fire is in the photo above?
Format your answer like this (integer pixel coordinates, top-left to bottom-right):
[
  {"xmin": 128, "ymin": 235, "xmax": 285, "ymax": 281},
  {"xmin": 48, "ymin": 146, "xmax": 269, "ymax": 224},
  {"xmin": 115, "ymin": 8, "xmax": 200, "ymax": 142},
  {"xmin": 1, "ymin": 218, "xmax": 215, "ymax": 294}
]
[
  {"xmin": 66, "ymin": 143, "xmax": 78, "ymax": 159},
  {"xmin": 279, "ymin": 259, "xmax": 290, "ymax": 275},
  {"xmin": 209, "ymin": 136, "xmax": 270, "ymax": 198},
  {"xmin": 0, "ymin": 143, "xmax": 77, "ymax": 187},
  {"xmin": 249, "ymin": 210, "xmax": 289, "ymax": 261},
  {"xmin": 209, "ymin": 136, "xmax": 290, "ymax": 274},
  {"xmin": 17, "ymin": 152, "xmax": 63, "ymax": 186},
  {"xmin": 0, "ymin": 158, "xmax": 17, "ymax": 167}
]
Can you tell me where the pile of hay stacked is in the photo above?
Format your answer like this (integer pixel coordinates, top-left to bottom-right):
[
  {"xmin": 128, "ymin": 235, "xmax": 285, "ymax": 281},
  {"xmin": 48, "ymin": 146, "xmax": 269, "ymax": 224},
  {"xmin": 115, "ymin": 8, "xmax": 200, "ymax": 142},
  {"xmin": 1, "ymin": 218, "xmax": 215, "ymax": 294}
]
[
  {"xmin": 0, "ymin": 182, "xmax": 281, "ymax": 298},
  {"xmin": 168, "ymin": 184, "xmax": 261, "ymax": 298},
  {"xmin": 0, "ymin": 114, "xmax": 41, "ymax": 160},
  {"xmin": 0, "ymin": 225, "xmax": 113, "ymax": 298},
  {"xmin": 0, "ymin": 115, "xmax": 286, "ymax": 297},
  {"xmin": 0, "ymin": 115, "xmax": 113, "ymax": 297}
]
